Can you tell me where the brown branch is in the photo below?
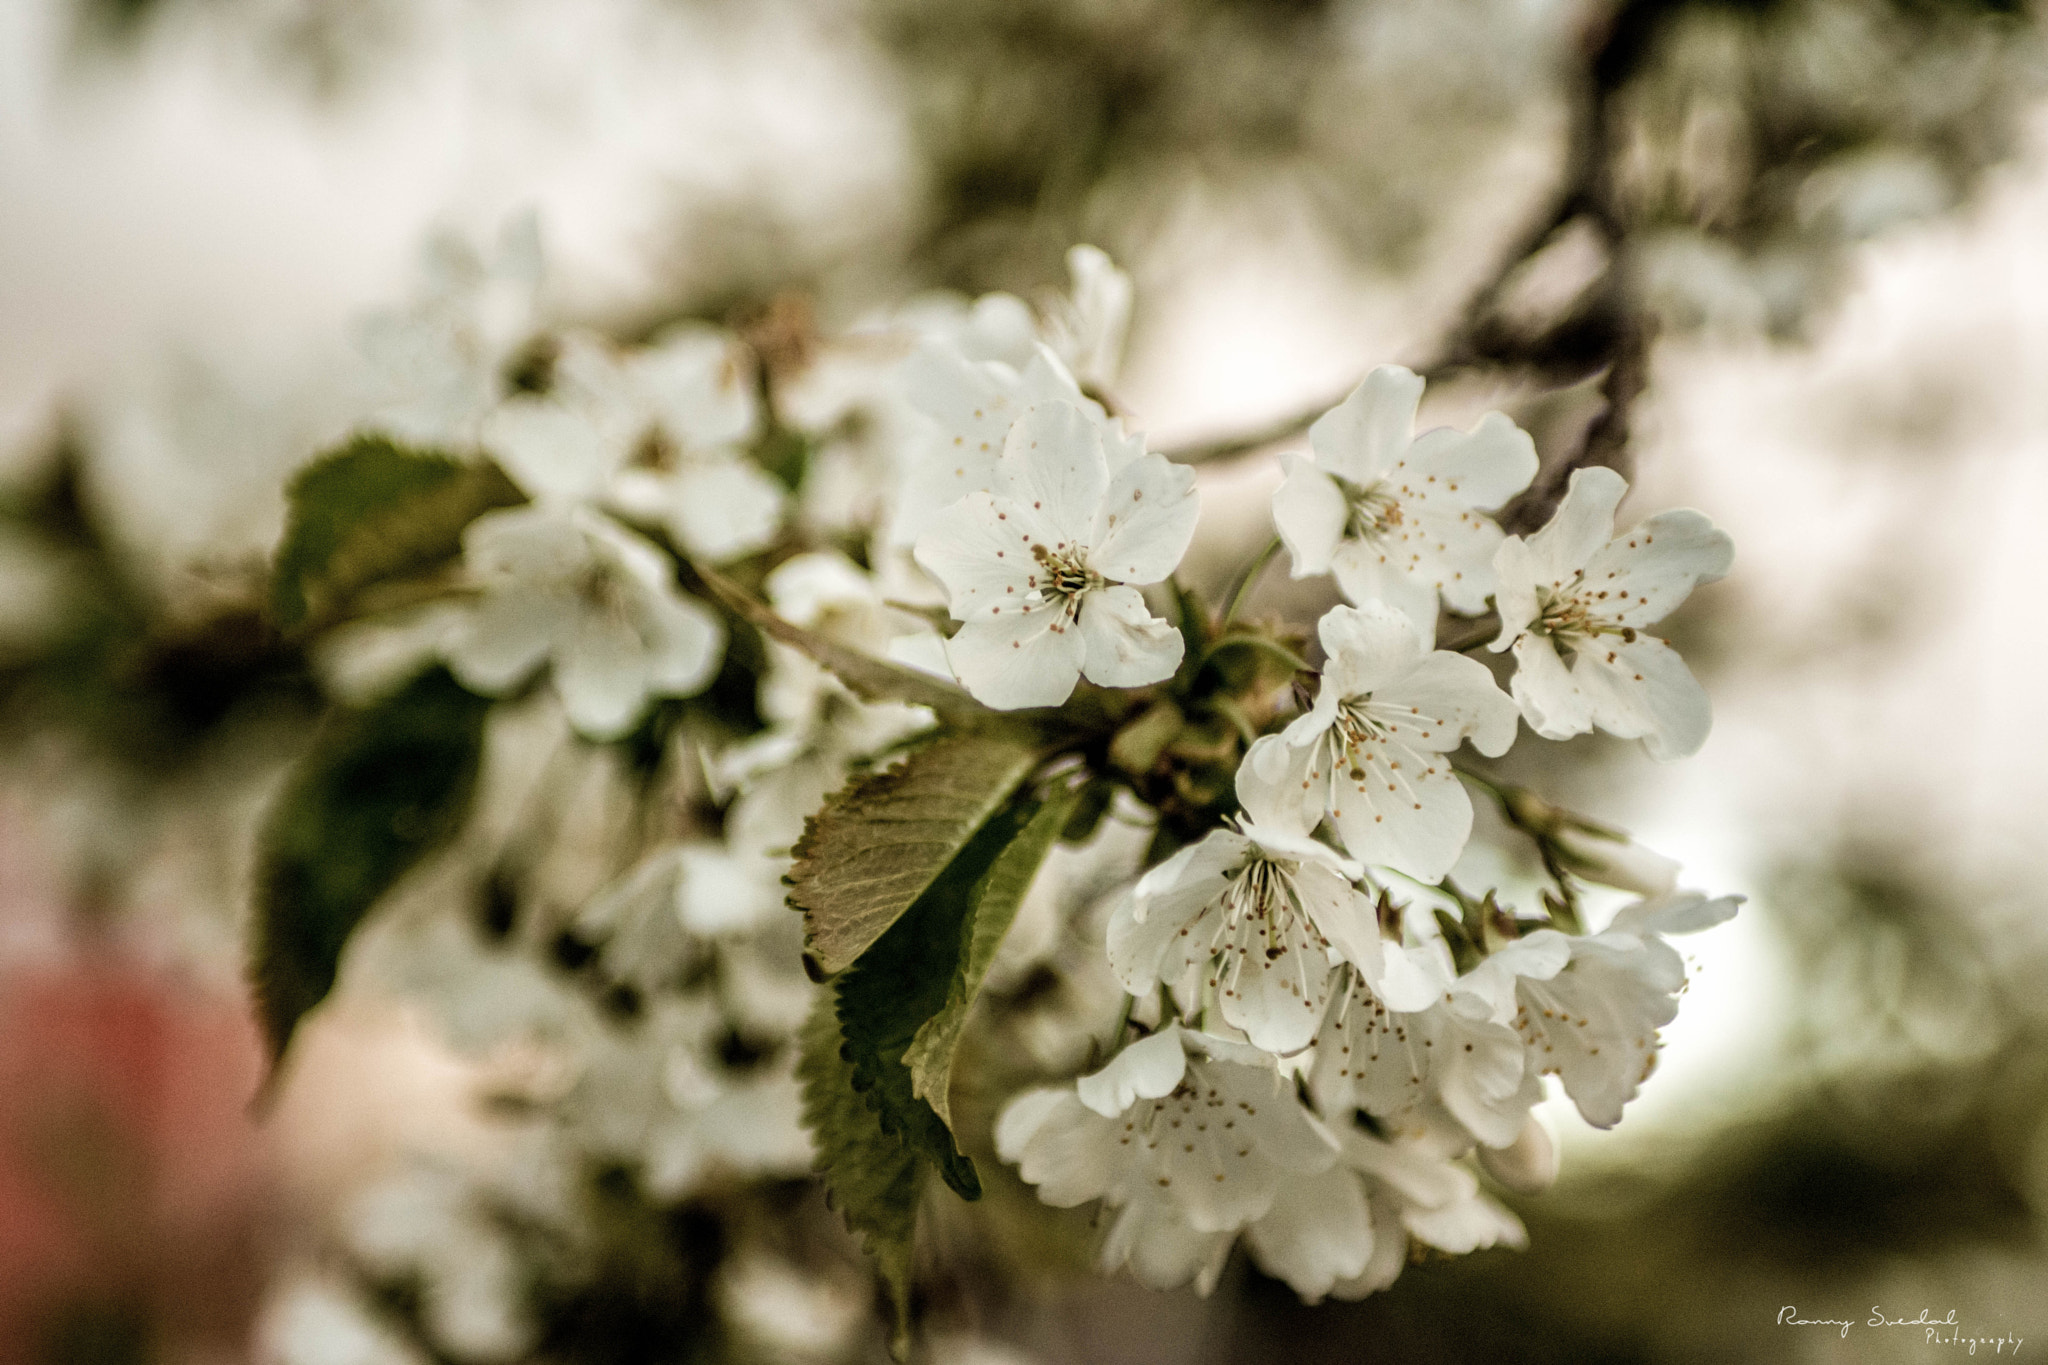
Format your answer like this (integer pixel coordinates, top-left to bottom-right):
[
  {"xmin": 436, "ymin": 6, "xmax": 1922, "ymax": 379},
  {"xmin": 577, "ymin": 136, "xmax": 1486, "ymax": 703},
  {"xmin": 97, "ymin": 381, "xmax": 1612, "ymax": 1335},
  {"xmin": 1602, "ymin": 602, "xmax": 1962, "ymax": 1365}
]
[{"xmin": 1162, "ymin": 0, "xmax": 1660, "ymax": 472}]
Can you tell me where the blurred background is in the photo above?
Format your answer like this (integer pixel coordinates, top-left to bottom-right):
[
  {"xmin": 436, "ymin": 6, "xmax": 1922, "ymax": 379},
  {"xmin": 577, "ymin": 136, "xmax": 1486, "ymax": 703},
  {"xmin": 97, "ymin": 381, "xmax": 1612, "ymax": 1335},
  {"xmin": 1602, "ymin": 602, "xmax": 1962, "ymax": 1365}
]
[{"xmin": 3, "ymin": 0, "xmax": 2048, "ymax": 1361}]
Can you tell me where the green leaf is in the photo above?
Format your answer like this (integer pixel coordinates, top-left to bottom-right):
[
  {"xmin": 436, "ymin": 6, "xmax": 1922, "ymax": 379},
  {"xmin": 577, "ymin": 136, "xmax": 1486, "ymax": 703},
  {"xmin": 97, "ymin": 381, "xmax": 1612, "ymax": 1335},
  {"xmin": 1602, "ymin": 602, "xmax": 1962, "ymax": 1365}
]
[
  {"xmin": 271, "ymin": 434, "xmax": 523, "ymax": 632},
  {"xmin": 694, "ymin": 564, "xmax": 985, "ymax": 726},
  {"xmin": 250, "ymin": 667, "xmax": 491, "ymax": 1070},
  {"xmin": 903, "ymin": 782, "xmax": 1078, "ymax": 1130},
  {"xmin": 831, "ymin": 792, "xmax": 1026, "ymax": 1199},
  {"xmin": 797, "ymin": 997, "xmax": 919, "ymax": 1359},
  {"xmin": 788, "ymin": 730, "xmax": 1043, "ymax": 977}
]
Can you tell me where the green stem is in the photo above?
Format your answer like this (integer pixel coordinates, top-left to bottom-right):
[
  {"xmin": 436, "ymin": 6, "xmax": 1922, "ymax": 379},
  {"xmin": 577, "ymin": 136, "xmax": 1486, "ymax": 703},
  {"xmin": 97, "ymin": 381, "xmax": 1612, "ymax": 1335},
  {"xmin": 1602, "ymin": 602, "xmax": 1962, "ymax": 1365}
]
[
  {"xmin": 1220, "ymin": 535, "xmax": 1283, "ymax": 629},
  {"xmin": 1109, "ymin": 991, "xmax": 1136, "ymax": 1048},
  {"xmin": 1199, "ymin": 635, "xmax": 1311, "ymax": 676}
]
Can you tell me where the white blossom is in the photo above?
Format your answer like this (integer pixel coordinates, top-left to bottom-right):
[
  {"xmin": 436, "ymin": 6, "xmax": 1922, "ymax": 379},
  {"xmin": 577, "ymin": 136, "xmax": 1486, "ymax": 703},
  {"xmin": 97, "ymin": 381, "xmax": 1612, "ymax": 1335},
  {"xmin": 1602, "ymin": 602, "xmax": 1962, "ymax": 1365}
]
[
  {"xmin": 1107, "ymin": 754, "xmax": 1384, "ymax": 1054},
  {"xmin": 1042, "ymin": 244, "xmax": 1135, "ymax": 393},
  {"xmin": 1271, "ymin": 366, "xmax": 1537, "ymax": 634},
  {"xmin": 1476, "ymin": 1114, "xmax": 1560, "ymax": 1195},
  {"xmin": 442, "ymin": 505, "xmax": 723, "ymax": 740},
  {"xmin": 1241, "ymin": 602, "xmax": 1519, "ymax": 882},
  {"xmin": 354, "ymin": 216, "xmax": 543, "ymax": 448},
  {"xmin": 894, "ymin": 336, "xmax": 1143, "ymax": 542},
  {"xmin": 566, "ymin": 995, "xmax": 811, "ymax": 1199},
  {"xmin": 606, "ymin": 325, "xmax": 786, "ymax": 563},
  {"xmin": 1487, "ymin": 892, "xmax": 1740, "ymax": 1127},
  {"xmin": 995, "ymin": 1025, "xmax": 1342, "ymax": 1293},
  {"xmin": 1310, "ymin": 933, "xmax": 1560, "ymax": 1150},
  {"xmin": 1490, "ymin": 465, "xmax": 1734, "ymax": 759},
  {"xmin": 481, "ymin": 328, "xmax": 785, "ymax": 564},
  {"xmin": 914, "ymin": 400, "xmax": 1197, "ymax": 708},
  {"xmin": 1334, "ymin": 1130, "xmax": 1525, "ymax": 1279}
]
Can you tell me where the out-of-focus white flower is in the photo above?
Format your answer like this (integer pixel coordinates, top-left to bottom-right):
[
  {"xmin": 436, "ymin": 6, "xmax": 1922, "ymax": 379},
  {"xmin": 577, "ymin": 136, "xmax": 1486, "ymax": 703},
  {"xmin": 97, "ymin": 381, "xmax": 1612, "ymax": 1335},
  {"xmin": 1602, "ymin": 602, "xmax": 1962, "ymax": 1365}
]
[
  {"xmin": 340, "ymin": 1166, "xmax": 535, "ymax": 1364},
  {"xmin": 1239, "ymin": 1160, "xmax": 1379, "ymax": 1302},
  {"xmin": 1042, "ymin": 244, "xmax": 1135, "ymax": 393},
  {"xmin": 1477, "ymin": 1113, "xmax": 1559, "ymax": 1194},
  {"xmin": 893, "ymin": 338, "xmax": 1140, "ymax": 542},
  {"xmin": 481, "ymin": 328, "xmax": 785, "ymax": 565},
  {"xmin": 1490, "ymin": 465, "xmax": 1733, "ymax": 759},
  {"xmin": 995, "ymin": 1025, "xmax": 1342, "ymax": 1293},
  {"xmin": 1107, "ymin": 756, "xmax": 1381, "ymax": 1054},
  {"xmin": 914, "ymin": 400, "xmax": 1197, "ymax": 708},
  {"xmin": 1554, "ymin": 821, "xmax": 1682, "ymax": 898},
  {"xmin": 258, "ymin": 1272, "xmax": 426, "ymax": 1365},
  {"xmin": 712, "ymin": 552, "xmax": 934, "ymax": 861},
  {"xmin": 566, "ymin": 996, "xmax": 811, "ymax": 1200},
  {"xmin": 606, "ymin": 325, "xmax": 786, "ymax": 563},
  {"xmin": 1271, "ymin": 366, "xmax": 1537, "ymax": 634},
  {"xmin": 1332, "ymin": 1129, "xmax": 1525, "ymax": 1295},
  {"xmin": 355, "ymin": 216, "xmax": 543, "ymax": 448},
  {"xmin": 715, "ymin": 1252, "xmax": 869, "ymax": 1363},
  {"xmin": 1241, "ymin": 603, "xmax": 1518, "ymax": 882},
  {"xmin": 442, "ymin": 505, "xmax": 723, "ymax": 740},
  {"xmin": 419, "ymin": 1223, "xmax": 534, "ymax": 1364},
  {"xmin": 1484, "ymin": 892, "xmax": 1740, "ymax": 1127}
]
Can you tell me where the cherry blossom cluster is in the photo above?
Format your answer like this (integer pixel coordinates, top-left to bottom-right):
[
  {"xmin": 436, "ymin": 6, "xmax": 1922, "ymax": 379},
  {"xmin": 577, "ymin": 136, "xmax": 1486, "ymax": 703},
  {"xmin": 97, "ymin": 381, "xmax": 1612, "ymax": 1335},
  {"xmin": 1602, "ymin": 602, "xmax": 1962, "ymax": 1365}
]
[
  {"xmin": 888, "ymin": 260, "xmax": 1738, "ymax": 1298},
  {"xmin": 294, "ymin": 232, "xmax": 1739, "ymax": 1342}
]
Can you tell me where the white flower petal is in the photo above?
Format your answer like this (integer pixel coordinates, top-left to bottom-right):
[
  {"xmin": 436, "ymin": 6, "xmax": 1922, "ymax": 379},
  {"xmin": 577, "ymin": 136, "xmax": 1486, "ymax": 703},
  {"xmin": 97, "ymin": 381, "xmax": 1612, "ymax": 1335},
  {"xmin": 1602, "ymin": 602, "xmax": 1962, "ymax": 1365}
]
[
  {"xmin": 943, "ymin": 600, "xmax": 1087, "ymax": 709},
  {"xmin": 1521, "ymin": 464, "xmax": 1627, "ymax": 585},
  {"xmin": 1376, "ymin": 940, "xmax": 1449, "ymax": 1013},
  {"xmin": 1076, "ymin": 1025, "xmax": 1187, "ymax": 1117},
  {"xmin": 1316, "ymin": 602, "xmax": 1426, "ymax": 698},
  {"xmin": 639, "ymin": 589, "xmax": 725, "ymax": 696},
  {"xmin": 913, "ymin": 493, "xmax": 1047, "ymax": 616},
  {"xmin": 1389, "ymin": 497, "xmax": 1510, "ymax": 615},
  {"xmin": 1009, "ymin": 1092, "xmax": 1122, "ymax": 1206},
  {"xmin": 1327, "ymin": 543, "xmax": 1442, "ymax": 639},
  {"xmin": 664, "ymin": 459, "xmax": 785, "ymax": 564},
  {"xmin": 1308, "ymin": 367, "xmax": 1424, "ymax": 486},
  {"xmin": 482, "ymin": 398, "xmax": 620, "ymax": 504},
  {"xmin": 444, "ymin": 587, "xmax": 571, "ymax": 694},
  {"xmin": 1220, "ymin": 907, "xmax": 1333, "ymax": 1055},
  {"xmin": 1402, "ymin": 1188, "xmax": 1525, "ymax": 1254},
  {"xmin": 1244, "ymin": 1164, "xmax": 1375, "ymax": 1301},
  {"xmin": 1478, "ymin": 1114, "xmax": 1559, "ymax": 1195},
  {"xmin": 1401, "ymin": 410, "xmax": 1538, "ymax": 510},
  {"xmin": 1326, "ymin": 738, "xmax": 1473, "ymax": 882},
  {"xmin": 993, "ymin": 401, "xmax": 1109, "ymax": 547},
  {"xmin": 1576, "ymin": 634, "xmax": 1713, "ymax": 760},
  {"xmin": 1507, "ymin": 633, "xmax": 1593, "ymax": 740},
  {"xmin": 1101, "ymin": 1196, "xmax": 1233, "ymax": 1293},
  {"xmin": 1273, "ymin": 455, "xmax": 1348, "ymax": 579},
  {"xmin": 1582, "ymin": 507, "xmax": 1734, "ymax": 627},
  {"xmin": 1374, "ymin": 649, "xmax": 1521, "ymax": 759},
  {"xmin": 1290, "ymin": 861, "xmax": 1382, "ymax": 984},
  {"xmin": 1090, "ymin": 455, "xmax": 1198, "ymax": 585},
  {"xmin": 633, "ymin": 324, "xmax": 757, "ymax": 451},
  {"xmin": 1077, "ymin": 584, "xmax": 1183, "ymax": 688},
  {"xmin": 1236, "ymin": 734, "xmax": 1324, "ymax": 837},
  {"xmin": 557, "ymin": 610, "xmax": 652, "ymax": 739}
]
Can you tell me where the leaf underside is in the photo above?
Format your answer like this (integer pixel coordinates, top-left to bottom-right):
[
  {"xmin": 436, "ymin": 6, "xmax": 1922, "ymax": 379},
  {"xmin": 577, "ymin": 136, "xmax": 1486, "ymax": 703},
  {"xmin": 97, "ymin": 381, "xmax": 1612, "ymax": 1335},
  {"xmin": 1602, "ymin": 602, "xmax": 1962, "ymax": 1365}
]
[
  {"xmin": 270, "ymin": 434, "xmax": 522, "ymax": 632},
  {"xmin": 903, "ymin": 783, "xmax": 1079, "ymax": 1129},
  {"xmin": 787, "ymin": 729, "xmax": 1043, "ymax": 977},
  {"xmin": 798, "ymin": 997, "xmax": 919, "ymax": 1358},
  {"xmin": 250, "ymin": 666, "xmax": 491, "ymax": 1070}
]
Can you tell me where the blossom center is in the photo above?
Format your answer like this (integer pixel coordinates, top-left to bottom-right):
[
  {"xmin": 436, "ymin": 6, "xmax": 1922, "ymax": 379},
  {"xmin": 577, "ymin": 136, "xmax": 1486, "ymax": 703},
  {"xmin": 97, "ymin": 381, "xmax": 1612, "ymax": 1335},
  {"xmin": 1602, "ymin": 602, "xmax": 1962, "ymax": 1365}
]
[
  {"xmin": 1533, "ymin": 581, "xmax": 1635, "ymax": 649},
  {"xmin": 1339, "ymin": 478, "xmax": 1406, "ymax": 542},
  {"xmin": 573, "ymin": 561, "xmax": 636, "ymax": 624},
  {"xmin": 1029, "ymin": 542, "xmax": 1102, "ymax": 609},
  {"xmin": 1332, "ymin": 699, "xmax": 1386, "ymax": 766}
]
